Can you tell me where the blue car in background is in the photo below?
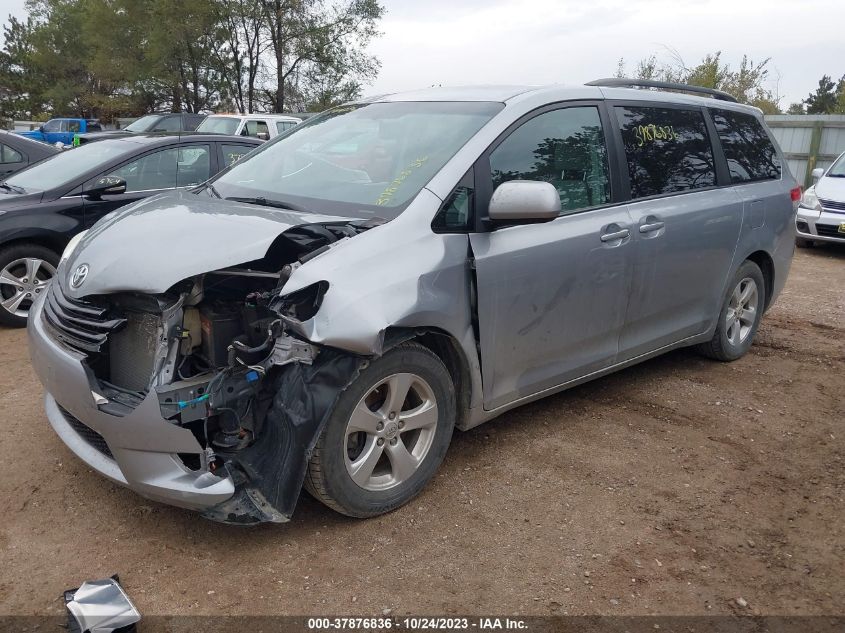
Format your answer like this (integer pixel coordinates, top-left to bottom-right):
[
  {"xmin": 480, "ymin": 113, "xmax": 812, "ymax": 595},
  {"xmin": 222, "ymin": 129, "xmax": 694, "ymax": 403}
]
[{"xmin": 18, "ymin": 118, "xmax": 102, "ymax": 146}]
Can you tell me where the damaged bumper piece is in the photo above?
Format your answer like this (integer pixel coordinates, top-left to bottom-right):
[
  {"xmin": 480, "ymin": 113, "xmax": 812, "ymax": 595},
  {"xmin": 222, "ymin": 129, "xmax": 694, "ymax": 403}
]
[
  {"xmin": 64, "ymin": 575, "xmax": 141, "ymax": 633},
  {"xmin": 28, "ymin": 213, "xmax": 373, "ymax": 524}
]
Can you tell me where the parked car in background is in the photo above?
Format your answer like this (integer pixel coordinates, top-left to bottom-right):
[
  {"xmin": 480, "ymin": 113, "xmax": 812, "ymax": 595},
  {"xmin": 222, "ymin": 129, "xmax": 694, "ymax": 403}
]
[
  {"xmin": 26, "ymin": 80, "xmax": 798, "ymax": 525},
  {"xmin": 74, "ymin": 113, "xmax": 206, "ymax": 144},
  {"xmin": 796, "ymin": 150, "xmax": 845, "ymax": 246},
  {"xmin": 0, "ymin": 130, "xmax": 61, "ymax": 178},
  {"xmin": 18, "ymin": 118, "xmax": 102, "ymax": 146},
  {"xmin": 0, "ymin": 133, "xmax": 261, "ymax": 326},
  {"xmin": 196, "ymin": 113, "xmax": 301, "ymax": 140}
]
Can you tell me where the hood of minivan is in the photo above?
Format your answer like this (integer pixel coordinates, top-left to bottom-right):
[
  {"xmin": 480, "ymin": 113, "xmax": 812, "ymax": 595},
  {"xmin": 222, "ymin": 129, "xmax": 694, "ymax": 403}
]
[
  {"xmin": 815, "ymin": 176, "xmax": 845, "ymax": 203},
  {"xmin": 64, "ymin": 190, "xmax": 358, "ymax": 297}
]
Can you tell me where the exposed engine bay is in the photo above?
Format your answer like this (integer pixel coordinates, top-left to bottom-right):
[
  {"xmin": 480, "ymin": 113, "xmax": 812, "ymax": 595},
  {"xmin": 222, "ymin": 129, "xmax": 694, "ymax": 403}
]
[{"xmin": 74, "ymin": 220, "xmax": 381, "ymax": 523}]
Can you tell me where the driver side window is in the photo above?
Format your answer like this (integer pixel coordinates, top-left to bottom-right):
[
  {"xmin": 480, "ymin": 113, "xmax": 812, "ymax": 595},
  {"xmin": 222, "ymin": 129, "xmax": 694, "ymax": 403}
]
[
  {"xmin": 106, "ymin": 147, "xmax": 179, "ymax": 192},
  {"xmin": 489, "ymin": 106, "xmax": 610, "ymax": 215}
]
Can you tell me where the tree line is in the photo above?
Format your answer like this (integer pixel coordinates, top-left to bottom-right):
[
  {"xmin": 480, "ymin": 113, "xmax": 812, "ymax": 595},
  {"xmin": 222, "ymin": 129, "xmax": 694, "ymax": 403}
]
[
  {"xmin": 788, "ymin": 75, "xmax": 845, "ymax": 115},
  {"xmin": 0, "ymin": 0, "xmax": 384, "ymax": 121},
  {"xmin": 616, "ymin": 51, "xmax": 845, "ymax": 115}
]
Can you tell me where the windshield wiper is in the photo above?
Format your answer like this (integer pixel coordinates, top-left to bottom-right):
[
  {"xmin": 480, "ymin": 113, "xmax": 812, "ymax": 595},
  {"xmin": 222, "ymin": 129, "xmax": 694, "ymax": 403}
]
[
  {"xmin": 0, "ymin": 182, "xmax": 25, "ymax": 194},
  {"xmin": 826, "ymin": 173, "xmax": 845, "ymax": 178},
  {"xmin": 225, "ymin": 196, "xmax": 308, "ymax": 213}
]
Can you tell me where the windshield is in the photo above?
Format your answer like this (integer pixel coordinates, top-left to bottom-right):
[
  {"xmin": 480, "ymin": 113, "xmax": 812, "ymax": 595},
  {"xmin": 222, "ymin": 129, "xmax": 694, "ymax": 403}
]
[
  {"xmin": 828, "ymin": 153, "xmax": 845, "ymax": 177},
  {"xmin": 197, "ymin": 117, "xmax": 240, "ymax": 135},
  {"xmin": 124, "ymin": 115, "xmax": 161, "ymax": 133},
  {"xmin": 210, "ymin": 101, "xmax": 503, "ymax": 218},
  {"xmin": 4, "ymin": 140, "xmax": 135, "ymax": 193}
]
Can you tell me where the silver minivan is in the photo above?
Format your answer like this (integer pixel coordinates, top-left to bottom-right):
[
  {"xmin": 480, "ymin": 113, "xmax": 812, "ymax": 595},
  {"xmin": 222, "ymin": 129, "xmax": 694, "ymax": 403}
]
[{"xmin": 28, "ymin": 80, "xmax": 799, "ymax": 524}]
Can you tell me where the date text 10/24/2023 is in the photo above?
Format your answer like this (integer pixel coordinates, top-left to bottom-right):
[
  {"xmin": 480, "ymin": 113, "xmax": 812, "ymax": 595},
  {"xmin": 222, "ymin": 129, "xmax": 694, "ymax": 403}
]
[{"xmin": 306, "ymin": 617, "xmax": 529, "ymax": 630}]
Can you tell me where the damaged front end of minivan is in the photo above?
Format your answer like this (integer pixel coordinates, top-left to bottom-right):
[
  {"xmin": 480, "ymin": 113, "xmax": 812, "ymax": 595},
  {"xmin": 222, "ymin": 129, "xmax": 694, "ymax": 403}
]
[
  {"xmin": 29, "ymin": 188, "xmax": 481, "ymax": 524},
  {"xmin": 35, "ymin": 195, "xmax": 396, "ymax": 524},
  {"xmin": 145, "ymin": 223, "xmax": 378, "ymax": 524}
]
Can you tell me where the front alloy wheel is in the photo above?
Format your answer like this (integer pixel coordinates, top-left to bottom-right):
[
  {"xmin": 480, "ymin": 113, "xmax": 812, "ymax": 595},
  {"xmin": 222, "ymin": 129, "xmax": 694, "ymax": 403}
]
[
  {"xmin": 305, "ymin": 342, "xmax": 455, "ymax": 517},
  {"xmin": 0, "ymin": 244, "xmax": 59, "ymax": 327},
  {"xmin": 344, "ymin": 373, "xmax": 439, "ymax": 491}
]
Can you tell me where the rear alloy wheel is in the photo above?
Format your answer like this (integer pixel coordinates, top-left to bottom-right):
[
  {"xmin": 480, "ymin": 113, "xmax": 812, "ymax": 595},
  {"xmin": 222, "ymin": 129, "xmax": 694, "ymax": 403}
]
[
  {"xmin": 305, "ymin": 342, "xmax": 455, "ymax": 517},
  {"xmin": 0, "ymin": 244, "xmax": 59, "ymax": 327},
  {"xmin": 697, "ymin": 260, "xmax": 765, "ymax": 362}
]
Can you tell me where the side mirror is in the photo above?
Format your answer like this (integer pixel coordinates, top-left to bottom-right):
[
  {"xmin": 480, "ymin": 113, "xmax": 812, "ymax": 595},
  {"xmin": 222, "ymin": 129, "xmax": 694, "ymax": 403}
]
[
  {"xmin": 87, "ymin": 176, "xmax": 127, "ymax": 198},
  {"xmin": 257, "ymin": 131, "xmax": 270, "ymax": 141},
  {"xmin": 811, "ymin": 167, "xmax": 824, "ymax": 183},
  {"xmin": 488, "ymin": 180, "xmax": 561, "ymax": 222}
]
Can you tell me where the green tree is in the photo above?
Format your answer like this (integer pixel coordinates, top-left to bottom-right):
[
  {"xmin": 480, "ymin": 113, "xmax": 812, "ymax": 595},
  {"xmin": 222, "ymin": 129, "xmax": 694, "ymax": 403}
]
[
  {"xmin": 0, "ymin": 0, "xmax": 386, "ymax": 120},
  {"xmin": 0, "ymin": 16, "xmax": 42, "ymax": 119},
  {"xmin": 215, "ymin": 0, "xmax": 268, "ymax": 113},
  {"xmin": 260, "ymin": 0, "xmax": 384, "ymax": 112},
  {"xmin": 804, "ymin": 75, "xmax": 837, "ymax": 114},
  {"xmin": 23, "ymin": 0, "xmax": 97, "ymax": 117},
  {"xmin": 616, "ymin": 51, "xmax": 781, "ymax": 113},
  {"xmin": 836, "ymin": 79, "xmax": 845, "ymax": 114}
]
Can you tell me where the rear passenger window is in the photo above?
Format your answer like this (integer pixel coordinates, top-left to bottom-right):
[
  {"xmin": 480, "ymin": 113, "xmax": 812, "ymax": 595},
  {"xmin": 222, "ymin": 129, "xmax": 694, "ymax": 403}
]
[
  {"xmin": 176, "ymin": 145, "xmax": 211, "ymax": 186},
  {"xmin": 616, "ymin": 106, "xmax": 716, "ymax": 198},
  {"xmin": 489, "ymin": 106, "xmax": 610, "ymax": 214},
  {"xmin": 711, "ymin": 109, "xmax": 781, "ymax": 182},
  {"xmin": 242, "ymin": 120, "xmax": 270, "ymax": 138},
  {"xmin": 0, "ymin": 144, "xmax": 23, "ymax": 163},
  {"xmin": 221, "ymin": 143, "xmax": 254, "ymax": 167}
]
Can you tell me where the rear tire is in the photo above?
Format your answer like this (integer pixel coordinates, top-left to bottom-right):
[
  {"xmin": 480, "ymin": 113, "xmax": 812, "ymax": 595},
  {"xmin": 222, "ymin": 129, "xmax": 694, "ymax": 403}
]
[
  {"xmin": 305, "ymin": 342, "xmax": 455, "ymax": 518},
  {"xmin": 697, "ymin": 260, "xmax": 765, "ymax": 362},
  {"xmin": 0, "ymin": 243, "xmax": 59, "ymax": 327}
]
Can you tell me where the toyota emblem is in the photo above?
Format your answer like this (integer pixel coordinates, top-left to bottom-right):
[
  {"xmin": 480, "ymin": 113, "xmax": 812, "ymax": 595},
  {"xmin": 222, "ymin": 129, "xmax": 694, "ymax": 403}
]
[{"xmin": 70, "ymin": 264, "xmax": 89, "ymax": 289}]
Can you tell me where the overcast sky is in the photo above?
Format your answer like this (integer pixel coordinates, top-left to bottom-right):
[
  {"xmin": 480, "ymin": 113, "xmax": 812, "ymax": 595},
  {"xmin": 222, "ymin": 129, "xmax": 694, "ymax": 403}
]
[{"xmin": 2, "ymin": 0, "xmax": 842, "ymax": 106}]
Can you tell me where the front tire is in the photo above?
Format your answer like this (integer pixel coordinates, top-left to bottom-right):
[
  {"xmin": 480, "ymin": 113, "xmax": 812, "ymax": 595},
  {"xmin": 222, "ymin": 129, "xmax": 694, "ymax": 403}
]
[
  {"xmin": 0, "ymin": 244, "xmax": 59, "ymax": 327},
  {"xmin": 697, "ymin": 260, "xmax": 765, "ymax": 362},
  {"xmin": 305, "ymin": 342, "xmax": 455, "ymax": 518},
  {"xmin": 796, "ymin": 237, "xmax": 815, "ymax": 248}
]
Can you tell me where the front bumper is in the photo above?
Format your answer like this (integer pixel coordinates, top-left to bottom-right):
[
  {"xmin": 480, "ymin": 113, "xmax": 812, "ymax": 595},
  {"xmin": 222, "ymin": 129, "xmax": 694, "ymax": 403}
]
[
  {"xmin": 796, "ymin": 206, "xmax": 845, "ymax": 243},
  {"xmin": 28, "ymin": 290, "xmax": 236, "ymax": 512}
]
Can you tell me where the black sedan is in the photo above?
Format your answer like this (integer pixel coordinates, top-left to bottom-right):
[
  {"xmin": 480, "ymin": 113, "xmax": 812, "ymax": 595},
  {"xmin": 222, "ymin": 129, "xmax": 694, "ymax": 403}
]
[
  {"xmin": 0, "ymin": 130, "xmax": 61, "ymax": 179},
  {"xmin": 75, "ymin": 112, "xmax": 206, "ymax": 144},
  {"xmin": 0, "ymin": 133, "xmax": 261, "ymax": 326}
]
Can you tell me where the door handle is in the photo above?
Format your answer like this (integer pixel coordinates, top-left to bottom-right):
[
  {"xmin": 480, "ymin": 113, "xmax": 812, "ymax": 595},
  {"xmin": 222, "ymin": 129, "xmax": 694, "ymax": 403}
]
[
  {"xmin": 600, "ymin": 228, "xmax": 630, "ymax": 242},
  {"xmin": 639, "ymin": 221, "xmax": 665, "ymax": 233}
]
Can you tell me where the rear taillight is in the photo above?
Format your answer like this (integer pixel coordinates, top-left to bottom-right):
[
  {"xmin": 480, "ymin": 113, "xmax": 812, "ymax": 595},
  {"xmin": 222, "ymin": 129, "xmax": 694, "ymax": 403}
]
[{"xmin": 790, "ymin": 185, "xmax": 802, "ymax": 211}]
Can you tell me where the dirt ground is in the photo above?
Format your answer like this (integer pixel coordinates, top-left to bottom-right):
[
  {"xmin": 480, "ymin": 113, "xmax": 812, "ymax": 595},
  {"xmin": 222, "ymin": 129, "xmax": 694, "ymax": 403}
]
[{"xmin": 0, "ymin": 245, "xmax": 842, "ymax": 619}]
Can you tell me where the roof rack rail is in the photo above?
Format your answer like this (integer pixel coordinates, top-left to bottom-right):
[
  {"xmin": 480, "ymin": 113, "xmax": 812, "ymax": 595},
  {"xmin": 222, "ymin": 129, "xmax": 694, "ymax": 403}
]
[{"xmin": 586, "ymin": 78, "xmax": 738, "ymax": 103}]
